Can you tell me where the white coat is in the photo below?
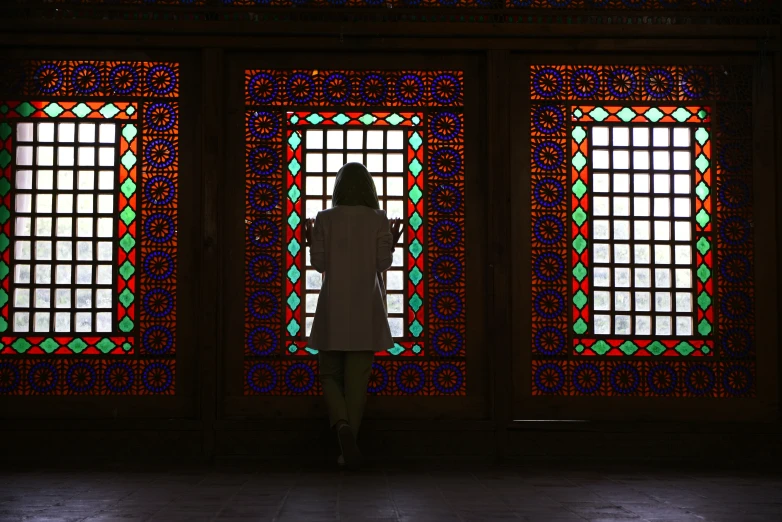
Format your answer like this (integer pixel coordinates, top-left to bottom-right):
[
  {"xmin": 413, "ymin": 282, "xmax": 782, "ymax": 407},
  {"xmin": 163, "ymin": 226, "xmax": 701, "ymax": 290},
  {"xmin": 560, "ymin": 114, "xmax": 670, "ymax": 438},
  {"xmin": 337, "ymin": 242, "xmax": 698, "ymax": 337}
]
[{"xmin": 308, "ymin": 205, "xmax": 395, "ymax": 352}]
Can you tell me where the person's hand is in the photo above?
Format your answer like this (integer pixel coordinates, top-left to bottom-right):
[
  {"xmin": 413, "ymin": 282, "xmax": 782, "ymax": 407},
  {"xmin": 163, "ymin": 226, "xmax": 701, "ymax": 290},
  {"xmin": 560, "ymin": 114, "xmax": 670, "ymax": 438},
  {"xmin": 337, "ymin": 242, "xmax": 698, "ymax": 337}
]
[
  {"xmin": 390, "ymin": 218, "xmax": 405, "ymax": 244},
  {"xmin": 303, "ymin": 218, "xmax": 315, "ymax": 247}
]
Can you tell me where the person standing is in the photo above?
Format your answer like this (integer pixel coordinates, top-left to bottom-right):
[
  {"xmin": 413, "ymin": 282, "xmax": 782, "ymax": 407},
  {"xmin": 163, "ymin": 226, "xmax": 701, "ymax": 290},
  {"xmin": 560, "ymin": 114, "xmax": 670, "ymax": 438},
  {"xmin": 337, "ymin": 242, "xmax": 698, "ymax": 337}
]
[{"xmin": 303, "ymin": 162, "xmax": 404, "ymax": 471}]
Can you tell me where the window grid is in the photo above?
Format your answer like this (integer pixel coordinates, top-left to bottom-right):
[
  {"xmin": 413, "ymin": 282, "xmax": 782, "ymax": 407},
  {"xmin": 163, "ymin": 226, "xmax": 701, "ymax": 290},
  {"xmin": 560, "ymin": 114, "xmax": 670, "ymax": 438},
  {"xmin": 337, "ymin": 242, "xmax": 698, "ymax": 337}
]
[
  {"xmin": 588, "ymin": 124, "xmax": 697, "ymax": 338},
  {"xmin": 12, "ymin": 121, "xmax": 119, "ymax": 334}
]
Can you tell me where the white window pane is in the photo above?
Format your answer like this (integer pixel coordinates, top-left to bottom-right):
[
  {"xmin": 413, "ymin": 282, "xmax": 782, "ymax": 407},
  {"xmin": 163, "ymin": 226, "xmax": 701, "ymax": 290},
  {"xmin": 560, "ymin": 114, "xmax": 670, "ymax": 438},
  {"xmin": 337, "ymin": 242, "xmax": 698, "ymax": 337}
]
[
  {"xmin": 16, "ymin": 146, "xmax": 33, "ymax": 166},
  {"xmin": 593, "ymin": 174, "xmax": 610, "ymax": 193},
  {"xmin": 98, "ymin": 171, "xmax": 114, "ymax": 190},
  {"xmin": 634, "ymin": 245, "xmax": 651, "ymax": 264},
  {"xmin": 387, "ymin": 154, "xmax": 405, "ymax": 173},
  {"xmin": 305, "ymin": 176, "xmax": 323, "ymax": 196},
  {"xmin": 388, "ymin": 318, "xmax": 404, "ymax": 338},
  {"xmin": 634, "ymin": 268, "xmax": 651, "ymax": 288},
  {"xmin": 656, "ymin": 316, "xmax": 672, "ymax": 335},
  {"xmin": 636, "ymin": 292, "xmax": 651, "ymax": 312},
  {"xmin": 99, "ymin": 123, "xmax": 115, "ymax": 144},
  {"xmin": 97, "ymin": 194, "xmax": 113, "ymax": 214},
  {"xmin": 592, "ymin": 127, "xmax": 609, "ymax": 146},
  {"xmin": 613, "ymin": 174, "xmax": 630, "ymax": 193},
  {"xmin": 75, "ymin": 312, "xmax": 91, "ymax": 332},
  {"xmin": 306, "ymin": 130, "xmax": 323, "ymax": 149},
  {"xmin": 655, "ymin": 292, "xmax": 672, "ymax": 312},
  {"xmin": 326, "ymin": 153, "xmax": 344, "ymax": 173},
  {"xmin": 653, "ymin": 127, "xmax": 669, "ymax": 147},
  {"xmin": 676, "ymin": 292, "xmax": 692, "ymax": 312},
  {"xmin": 613, "ymin": 150, "xmax": 629, "ymax": 170},
  {"xmin": 614, "ymin": 244, "xmax": 630, "ymax": 264},
  {"xmin": 58, "ymin": 147, "xmax": 75, "ymax": 167},
  {"xmin": 612, "ymin": 127, "xmax": 629, "ymax": 147},
  {"xmin": 35, "ymin": 217, "xmax": 53, "ymax": 236},
  {"xmin": 673, "ymin": 151, "xmax": 691, "ymax": 171},
  {"xmin": 57, "ymin": 194, "xmax": 73, "ymax": 214},
  {"xmin": 615, "ymin": 315, "xmax": 631, "ymax": 335},
  {"xmin": 634, "ymin": 221, "xmax": 650, "ymax": 240},
  {"xmin": 674, "ymin": 222, "xmax": 691, "ymax": 242},
  {"xmin": 17, "ymin": 123, "xmax": 34, "ymax": 142},
  {"xmin": 98, "ymin": 147, "xmax": 115, "ymax": 167},
  {"xmin": 56, "ymin": 288, "xmax": 71, "ymax": 307},
  {"xmin": 613, "ymin": 197, "xmax": 629, "ymax": 216},
  {"xmin": 594, "ymin": 315, "xmax": 611, "ymax": 335},
  {"xmin": 58, "ymin": 123, "xmax": 75, "ymax": 142},
  {"xmin": 35, "ymin": 288, "xmax": 51, "ymax": 308},
  {"xmin": 15, "ymin": 194, "xmax": 32, "ymax": 214},
  {"xmin": 634, "ymin": 197, "xmax": 650, "ymax": 216},
  {"xmin": 673, "ymin": 198, "xmax": 690, "ymax": 217},
  {"xmin": 593, "ymin": 243, "xmax": 610, "ymax": 263},
  {"xmin": 96, "ymin": 289, "xmax": 112, "ymax": 308},
  {"xmin": 615, "ymin": 292, "xmax": 631, "ymax": 311},
  {"xmin": 387, "ymin": 131, "xmax": 404, "ymax": 149},
  {"xmin": 366, "ymin": 154, "xmax": 384, "ymax": 173},
  {"xmin": 366, "ymin": 130, "xmax": 384, "ymax": 149},
  {"xmin": 636, "ymin": 316, "xmax": 651, "ymax": 335},
  {"xmin": 633, "ymin": 151, "xmax": 650, "ymax": 170},
  {"xmin": 673, "ymin": 127, "xmax": 690, "ymax": 147},
  {"xmin": 96, "ymin": 265, "xmax": 112, "ymax": 285},
  {"xmin": 76, "ymin": 288, "xmax": 92, "ymax": 307},
  {"xmin": 305, "ymin": 153, "xmax": 323, "ymax": 173},
  {"xmin": 654, "ymin": 245, "xmax": 671, "ymax": 264},
  {"xmin": 97, "ymin": 242, "xmax": 113, "ymax": 261},
  {"xmin": 633, "ymin": 127, "xmax": 649, "ymax": 146},
  {"xmin": 38, "ymin": 122, "xmax": 55, "ymax": 142},
  {"xmin": 78, "ymin": 123, "xmax": 96, "ymax": 143},
  {"xmin": 56, "ymin": 241, "xmax": 72, "ymax": 260},
  {"xmin": 675, "ymin": 245, "xmax": 691, "ymax": 265},
  {"xmin": 56, "ymin": 265, "xmax": 71, "ymax": 285},
  {"xmin": 634, "ymin": 173, "xmax": 650, "ymax": 193},
  {"xmin": 14, "ymin": 288, "xmax": 30, "ymax": 308},
  {"xmin": 386, "ymin": 200, "xmax": 404, "ymax": 220},
  {"xmin": 96, "ymin": 312, "xmax": 112, "ymax": 332},
  {"xmin": 16, "ymin": 170, "xmax": 33, "ymax": 189},
  {"xmin": 36, "ymin": 194, "xmax": 53, "ymax": 213},
  {"xmin": 78, "ymin": 170, "xmax": 94, "ymax": 190},
  {"xmin": 55, "ymin": 313, "xmax": 70, "ymax": 332},
  {"xmin": 38, "ymin": 146, "xmax": 54, "ymax": 167},
  {"xmin": 594, "ymin": 291, "xmax": 611, "ymax": 311},
  {"xmin": 35, "ymin": 241, "xmax": 52, "ymax": 261},
  {"xmin": 78, "ymin": 147, "xmax": 95, "ymax": 167},
  {"xmin": 35, "ymin": 264, "xmax": 51, "ymax": 284},
  {"xmin": 346, "ymin": 130, "xmax": 362, "ymax": 149},
  {"xmin": 58, "ymin": 170, "xmax": 74, "ymax": 190},
  {"xmin": 15, "ymin": 241, "xmax": 31, "ymax": 260},
  {"xmin": 594, "ymin": 220, "xmax": 610, "ymax": 240},
  {"xmin": 97, "ymin": 218, "xmax": 113, "ymax": 237},
  {"xmin": 593, "ymin": 150, "xmax": 609, "ymax": 169},
  {"xmin": 615, "ymin": 268, "xmax": 630, "ymax": 287},
  {"xmin": 34, "ymin": 312, "xmax": 50, "ymax": 332},
  {"xmin": 655, "ymin": 269, "xmax": 671, "ymax": 288},
  {"xmin": 594, "ymin": 267, "xmax": 610, "ymax": 287},
  {"xmin": 386, "ymin": 293, "xmax": 404, "ymax": 314},
  {"xmin": 654, "ymin": 221, "xmax": 670, "ymax": 240},
  {"xmin": 326, "ymin": 130, "xmax": 343, "ymax": 150},
  {"xmin": 675, "ymin": 269, "xmax": 692, "ymax": 289},
  {"xmin": 387, "ymin": 177, "xmax": 404, "ymax": 197},
  {"xmin": 56, "ymin": 217, "xmax": 72, "ymax": 237}
]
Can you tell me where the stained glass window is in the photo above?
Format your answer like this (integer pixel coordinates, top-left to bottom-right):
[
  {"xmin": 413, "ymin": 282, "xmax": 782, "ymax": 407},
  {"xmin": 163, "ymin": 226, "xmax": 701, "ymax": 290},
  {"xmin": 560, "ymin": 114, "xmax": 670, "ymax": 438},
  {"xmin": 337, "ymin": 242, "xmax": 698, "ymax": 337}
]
[
  {"xmin": 0, "ymin": 61, "xmax": 179, "ymax": 395},
  {"xmin": 530, "ymin": 66, "xmax": 754, "ymax": 397},
  {"xmin": 244, "ymin": 70, "xmax": 466, "ymax": 396}
]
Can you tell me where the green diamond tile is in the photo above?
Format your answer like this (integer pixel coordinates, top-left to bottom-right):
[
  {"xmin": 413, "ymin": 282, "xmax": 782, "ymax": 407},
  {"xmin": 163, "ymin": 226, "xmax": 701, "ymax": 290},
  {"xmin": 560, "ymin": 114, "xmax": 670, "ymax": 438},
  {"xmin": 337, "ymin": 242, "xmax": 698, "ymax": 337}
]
[
  {"xmin": 573, "ymin": 290, "xmax": 588, "ymax": 310},
  {"xmin": 698, "ymin": 109, "xmax": 709, "ymax": 120},
  {"xmin": 287, "ymin": 292, "xmax": 301, "ymax": 310},
  {"xmin": 331, "ymin": 113, "xmax": 351, "ymax": 125},
  {"xmin": 288, "ymin": 184, "xmax": 301, "ymax": 203},
  {"xmin": 572, "ymin": 179, "xmax": 587, "ymax": 199},
  {"xmin": 701, "ymin": 345, "xmax": 711, "ymax": 355},
  {"xmin": 409, "ymin": 158, "xmax": 423, "ymax": 178},
  {"xmin": 96, "ymin": 338, "xmax": 116, "ymax": 353},
  {"xmin": 695, "ymin": 208, "xmax": 710, "ymax": 228},
  {"xmin": 671, "ymin": 107, "xmax": 692, "ymax": 123},
  {"xmin": 122, "ymin": 342, "xmax": 132, "ymax": 352},
  {"xmin": 0, "ymin": 289, "xmax": 7, "ymax": 308},
  {"xmin": 675, "ymin": 341, "xmax": 695, "ymax": 356},
  {"xmin": 287, "ymin": 319, "xmax": 300, "ymax": 337},
  {"xmin": 119, "ymin": 260, "xmax": 135, "ymax": 280},
  {"xmin": 289, "ymin": 114, "xmax": 299, "ymax": 124},
  {"xmin": 14, "ymin": 102, "xmax": 35, "ymax": 117},
  {"xmin": 0, "ymin": 105, "xmax": 7, "ymax": 115},
  {"xmin": 698, "ymin": 291, "xmax": 712, "ymax": 310},
  {"xmin": 409, "ymin": 185, "xmax": 422, "ymax": 204},
  {"xmin": 571, "ymin": 126, "xmax": 587, "ymax": 144},
  {"xmin": 0, "ymin": 177, "xmax": 11, "ymax": 196},
  {"xmin": 68, "ymin": 338, "xmax": 88, "ymax": 353},
  {"xmin": 588, "ymin": 107, "xmax": 609, "ymax": 121},
  {"xmin": 72, "ymin": 103, "xmax": 92, "ymax": 118},
  {"xmin": 0, "ymin": 123, "xmax": 11, "ymax": 140},
  {"xmin": 0, "ymin": 150, "xmax": 12, "ymax": 169},
  {"xmin": 0, "ymin": 317, "xmax": 7, "ymax": 332},
  {"xmin": 616, "ymin": 107, "xmax": 637, "ymax": 122},
  {"xmin": 119, "ymin": 316, "xmax": 134, "ymax": 332},
  {"xmin": 359, "ymin": 114, "xmax": 377, "ymax": 125},
  {"xmin": 0, "ymin": 233, "xmax": 9, "ymax": 252},
  {"xmin": 287, "ymin": 344, "xmax": 299, "ymax": 354},
  {"xmin": 572, "ymin": 207, "xmax": 587, "ymax": 227},
  {"xmin": 410, "ymin": 320, "xmax": 423, "ymax": 338},
  {"xmin": 126, "ymin": 105, "xmax": 136, "ymax": 116},
  {"xmin": 12, "ymin": 338, "xmax": 32, "ymax": 353},
  {"xmin": 695, "ymin": 127, "xmax": 710, "ymax": 146},
  {"xmin": 572, "ymin": 151, "xmax": 587, "ymax": 172},
  {"xmin": 287, "ymin": 211, "xmax": 301, "ymax": 229},
  {"xmin": 592, "ymin": 340, "xmax": 611, "ymax": 355},
  {"xmin": 287, "ymin": 264, "xmax": 301, "ymax": 284},
  {"xmin": 122, "ymin": 123, "xmax": 138, "ymax": 143},
  {"xmin": 287, "ymin": 131, "xmax": 301, "ymax": 150},
  {"xmin": 409, "ymin": 132, "xmax": 423, "ymax": 151},
  {"xmin": 619, "ymin": 341, "xmax": 639, "ymax": 355},
  {"xmin": 573, "ymin": 318, "xmax": 588, "ymax": 335},
  {"xmin": 697, "ymin": 263, "xmax": 711, "ymax": 283},
  {"xmin": 287, "ymin": 238, "xmax": 301, "ymax": 257},
  {"xmin": 575, "ymin": 343, "xmax": 585, "ymax": 354},
  {"xmin": 0, "ymin": 261, "xmax": 8, "ymax": 279},
  {"xmin": 409, "ymin": 239, "xmax": 423, "ymax": 259},
  {"xmin": 572, "ymin": 108, "xmax": 583, "ymax": 118},
  {"xmin": 0, "ymin": 205, "xmax": 9, "ymax": 224},
  {"xmin": 99, "ymin": 103, "xmax": 120, "ymax": 118},
  {"xmin": 119, "ymin": 233, "xmax": 135, "ymax": 253},
  {"xmin": 409, "ymin": 212, "xmax": 422, "ymax": 231},
  {"xmin": 119, "ymin": 288, "xmax": 135, "ymax": 308},
  {"xmin": 698, "ymin": 319, "xmax": 712, "ymax": 336},
  {"xmin": 573, "ymin": 234, "xmax": 587, "ymax": 254},
  {"xmin": 43, "ymin": 103, "xmax": 64, "ymax": 118},
  {"xmin": 288, "ymin": 158, "xmax": 301, "ymax": 177},
  {"xmin": 412, "ymin": 344, "xmax": 422, "ymax": 354},
  {"xmin": 305, "ymin": 113, "xmax": 324, "ymax": 124},
  {"xmin": 39, "ymin": 338, "xmax": 60, "ymax": 354},
  {"xmin": 695, "ymin": 181, "xmax": 710, "ymax": 201},
  {"xmin": 647, "ymin": 341, "xmax": 667, "ymax": 356},
  {"xmin": 409, "ymin": 267, "xmax": 423, "ymax": 285},
  {"xmin": 411, "ymin": 115, "xmax": 421, "ymax": 125},
  {"xmin": 120, "ymin": 150, "xmax": 137, "ymax": 171},
  {"xmin": 120, "ymin": 206, "xmax": 136, "ymax": 226},
  {"xmin": 120, "ymin": 178, "xmax": 137, "ymax": 198},
  {"xmin": 385, "ymin": 113, "xmax": 405, "ymax": 125},
  {"xmin": 644, "ymin": 107, "xmax": 664, "ymax": 122},
  {"xmin": 573, "ymin": 262, "xmax": 587, "ymax": 282},
  {"xmin": 696, "ymin": 237, "xmax": 711, "ymax": 255},
  {"xmin": 409, "ymin": 293, "xmax": 423, "ymax": 312},
  {"xmin": 388, "ymin": 344, "xmax": 405, "ymax": 356},
  {"xmin": 695, "ymin": 153, "xmax": 710, "ymax": 173}
]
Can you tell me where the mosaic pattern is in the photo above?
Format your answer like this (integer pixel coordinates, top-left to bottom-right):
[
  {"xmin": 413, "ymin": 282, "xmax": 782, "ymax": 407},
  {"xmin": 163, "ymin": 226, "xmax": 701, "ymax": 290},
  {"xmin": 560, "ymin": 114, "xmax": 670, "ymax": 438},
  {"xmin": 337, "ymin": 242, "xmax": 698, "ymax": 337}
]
[
  {"xmin": 245, "ymin": 70, "xmax": 466, "ymax": 395},
  {"xmin": 30, "ymin": 0, "xmax": 770, "ymax": 7},
  {"xmin": 0, "ymin": 61, "xmax": 178, "ymax": 395},
  {"xmin": 530, "ymin": 65, "xmax": 754, "ymax": 397}
]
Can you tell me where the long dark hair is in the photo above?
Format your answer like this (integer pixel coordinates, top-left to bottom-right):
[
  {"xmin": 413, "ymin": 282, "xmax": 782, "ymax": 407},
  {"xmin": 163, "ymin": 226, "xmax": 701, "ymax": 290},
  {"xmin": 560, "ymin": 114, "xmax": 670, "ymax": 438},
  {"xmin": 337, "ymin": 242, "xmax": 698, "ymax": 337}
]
[{"xmin": 331, "ymin": 162, "xmax": 380, "ymax": 209}]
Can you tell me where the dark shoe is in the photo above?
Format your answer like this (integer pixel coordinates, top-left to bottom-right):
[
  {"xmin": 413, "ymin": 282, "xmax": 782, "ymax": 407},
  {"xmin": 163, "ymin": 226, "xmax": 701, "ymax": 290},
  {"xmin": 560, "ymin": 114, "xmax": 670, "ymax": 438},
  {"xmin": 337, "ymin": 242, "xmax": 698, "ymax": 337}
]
[{"xmin": 336, "ymin": 423, "xmax": 362, "ymax": 471}]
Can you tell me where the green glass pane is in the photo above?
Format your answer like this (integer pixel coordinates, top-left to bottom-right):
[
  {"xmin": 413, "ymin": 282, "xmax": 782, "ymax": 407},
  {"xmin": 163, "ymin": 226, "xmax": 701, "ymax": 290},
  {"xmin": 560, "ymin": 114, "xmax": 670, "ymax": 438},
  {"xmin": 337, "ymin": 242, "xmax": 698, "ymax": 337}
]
[
  {"xmin": 697, "ymin": 291, "xmax": 712, "ymax": 310},
  {"xmin": 0, "ymin": 316, "xmax": 7, "ymax": 332},
  {"xmin": 695, "ymin": 209, "xmax": 710, "ymax": 228},
  {"xmin": 72, "ymin": 103, "xmax": 92, "ymax": 118},
  {"xmin": 119, "ymin": 316, "xmax": 134, "ymax": 332},
  {"xmin": 120, "ymin": 150, "xmax": 137, "ymax": 171},
  {"xmin": 288, "ymin": 344, "xmax": 298, "ymax": 354},
  {"xmin": 573, "ymin": 234, "xmax": 587, "ymax": 254},
  {"xmin": 573, "ymin": 262, "xmax": 587, "ymax": 282},
  {"xmin": 409, "ymin": 159, "xmax": 423, "ymax": 178},
  {"xmin": 12, "ymin": 338, "xmax": 32, "ymax": 353},
  {"xmin": 697, "ymin": 264, "xmax": 711, "ymax": 283},
  {"xmin": 572, "ymin": 179, "xmax": 587, "ymax": 199},
  {"xmin": 39, "ymin": 338, "xmax": 59, "ymax": 354},
  {"xmin": 119, "ymin": 260, "xmax": 135, "ymax": 280},
  {"xmin": 14, "ymin": 102, "xmax": 35, "ymax": 117},
  {"xmin": 411, "ymin": 115, "xmax": 421, "ymax": 125},
  {"xmin": 388, "ymin": 344, "xmax": 405, "ymax": 356},
  {"xmin": 287, "ymin": 264, "xmax": 301, "ymax": 284},
  {"xmin": 702, "ymin": 345, "xmax": 711, "ymax": 355},
  {"xmin": 616, "ymin": 107, "xmax": 637, "ymax": 122},
  {"xmin": 0, "ymin": 289, "xmax": 8, "ymax": 308},
  {"xmin": 287, "ymin": 319, "xmax": 300, "ymax": 336},
  {"xmin": 619, "ymin": 341, "xmax": 639, "ymax": 356},
  {"xmin": 332, "ymin": 114, "xmax": 350, "ymax": 125},
  {"xmin": 572, "ymin": 207, "xmax": 587, "ymax": 227},
  {"xmin": 288, "ymin": 211, "xmax": 301, "ymax": 229},
  {"xmin": 675, "ymin": 341, "xmax": 695, "ymax": 356},
  {"xmin": 409, "ymin": 212, "xmax": 422, "ymax": 231},
  {"xmin": 287, "ymin": 132, "xmax": 301, "ymax": 150},
  {"xmin": 0, "ymin": 177, "xmax": 12, "ymax": 196},
  {"xmin": 120, "ymin": 178, "xmax": 136, "ymax": 198},
  {"xmin": 0, "ymin": 123, "xmax": 11, "ymax": 140},
  {"xmin": 695, "ymin": 127, "xmax": 709, "ymax": 146},
  {"xmin": 0, "ymin": 205, "xmax": 9, "ymax": 224},
  {"xmin": 671, "ymin": 107, "xmax": 692, "ymax": 123},
  {"xmin": 409, "ymin": 239, "xmax": 423, "ymax": 259},
  {"xmin": 409, "ymin": 293, "xmax": 423, "ymax": 312},
  {"xmin": 572, "ymin": 108, "xmax": 583, "ymax": 119},
  {"xmin": 412, "ymin": 344, "xmax": 422, "ymax": 354},
  {"xmin": 287, "ymin": 292, "xmax": 300, "ymax": 311},
  {"xmin": 695, "ymin": 153, "xmax": 710, "ymax": 173},
  {"xmin": 573, "ymin": 318, "xmax": 588, "ymax": 335},
  {"xmin": 0, "ymin": 261, "xmax": 8, "ymax": 279},
  {"xmin": 0, "ymin": 105, "xmax": 7, "ymax": 115},
  {"xmin": 359, "ymin": 114, "xmax": 377, "ymax": 125},
  {"xmin": 695, "ymin": 181, "xmax": 710, "ymax": 201},
  {"xmin": 305, "ymin": 113, "xmax": 324, "ymax": 124},
  {"xmin": 571, "ymin": 126, "xmax": 586, "ymax": 144},
  {"xmin": 385, "ymin": 113, "xmax": 404, "ymax": 126},
  {"xmin": 119, "ymin": 288, "xmax": 135, "ymax": 307},
  {"xmin": 288, "ymin": 157, "xmax": 301, "ymax": 176},
  {"xmin": 126, "ymin": 105, "xmax": 136, "ymax": 116},
  {"xmin": 43, "ymin": 103, "xmax": 64, "ymax": 118},
  {"xmin": 697, "ymin": 109, "xmax": 708, "ymax": 120},
  {"xmin": 305, "ymin": 346, "xmax": 319, "ymax": 355},
  {"xmin": 644, "ymin": 107, "xmax": 664, "ymax": 123},
  {"xmin": 592, "ymin": 340, "xmax": 611, "ymax": 355},
  {"xmin": 409, "ymin": 267, "xmax": 423, "ymax": 285},
  {"xmin": 119, "ymin": 233, "xmax": 135, "ymax": 253},
  {"xmin": 696, "ymin": 237, "xmax": 711, "ymax": 255},
  {"xmin": 575, "ymin": 343, "xmax": 585, "ymax": 354},
  {"xmin": 698, "ymin": 319, "xmax": 712, "ymax": 336},
  {"xmin": 68, "ymin": 338, "xmax": 88, "ymax": 353},
  {"xmin": 409, "ymin": 185, "xmax": 422, "ymax": 204},
  {"xmin": 289, "ymin": 114, "xmax": 299, "ymax": 124},
  {"xmin": 120, "ymin": 206, "xmax": 136, "ymax": 226},
  {"xmin": 573, "ymin": 290, "xmax": 588, "ymax": 310},
  {"xmin": 409, "ymin": 320, "xmax": 423, "ymax": 338},
  {"xmin": 287, "ymin": 238, "xmax": 300, "ymax": 257},
  {"xmin": 0, "ymin": 233, "xmax": 9, "ymax": 252},
  {"xmin": 409, "ymin": 132, "xmax": 423, "ymax": 151},
  {"xmin": 572, "ymin": 151, "xmax": 587, "ymax": 172},
  {"xmin": 99, "ymin": 103, "xmax": 120, "ymax": 119},
  {"xmin": 288, "ymin": 184, "xmax": 301, "ymax": 203},
  {"xmin": 588, "ymin": 107, "xmax": 609, "ymax": 122},
  {"xmin": 96, "ymin": 338, "xmax": 116, "ymax": 353},
  {"xmin": 0, "ymin": 150, "xmax": 9, "ymax": 169},
  {"xmin": 647, "ymin": 341, "xmax": 666, "ymax": 356}
]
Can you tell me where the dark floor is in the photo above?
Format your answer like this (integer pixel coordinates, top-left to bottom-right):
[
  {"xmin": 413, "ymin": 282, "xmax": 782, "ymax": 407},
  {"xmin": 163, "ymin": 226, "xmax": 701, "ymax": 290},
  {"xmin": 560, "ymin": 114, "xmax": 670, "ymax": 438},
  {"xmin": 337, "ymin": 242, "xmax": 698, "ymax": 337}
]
[{"xmin": 1, "ymin": 463, "xmax": 781, "ymax": 522}]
